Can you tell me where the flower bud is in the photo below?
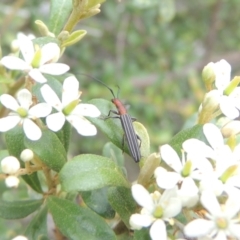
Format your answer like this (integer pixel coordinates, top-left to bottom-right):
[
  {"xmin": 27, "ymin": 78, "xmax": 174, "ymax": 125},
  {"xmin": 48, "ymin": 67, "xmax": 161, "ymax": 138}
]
[
  {"xmin": 202, "ymin": 62, "xmax": 216, "ymax": 90},
  {"xmin": 221, "ymin": 120, "xmax": 240, "ymax": 138},
  {"xmin": 202, "ymin": 90, "xmax": 220, "ymax": 112},
  {"xmin": 20, "ymin": 149, "xmax": 34, "ymax": 162},
  {"xmin": 5, "ymin": 176, "xmax": 20, "ymax": 188},
  {"xmin": 1, "ymin": 156, "xmax": 20, "ymax": 174},
  {"xmin": 35, "ymin": 20, "xmax": 55, "ymax": 37},
  {"xmin": 12, "ymin": 236, "xmax": 28, "ymax": 240}
]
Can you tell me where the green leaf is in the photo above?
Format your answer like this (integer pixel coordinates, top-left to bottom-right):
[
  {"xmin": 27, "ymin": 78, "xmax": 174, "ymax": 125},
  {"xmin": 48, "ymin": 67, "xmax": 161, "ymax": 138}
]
[
  {"xmin": 133, "ymin": 121, "xmax": 150, "ymax": 159},
  {"xmin": 169, "ymin": 124, "xmax": 204, "ymax": 154},
  {"xmin": 61, "ymin": 30, "xmax": 87, "ymax": 47},
  {"xmin": 5, "ymin": 126, "xmax": 42, "ymax": 193},
  {"xmin": 102, "ymin": 142, "xmax": 126, "ymax": 175},
  {"xmin": 47, "ymin": 196, "xmax": 117, "ymax": 240},
  {"xmin": 60, "ymin": 154, "xmax": 129, "ymax": 192},
  {"xmin": 32, "ymin": 37, "xmax": 59, "ymax": 47},
  {"xmin": 138, "ymin": 153, "xmax": 160, "ymax": 186},
  {"xmin": 108, "ymin": 186, "xmax": 137, "ymax": 228},
  {"xmin": 0, "ymin": 199, "xmax": 43, "ymax": 219},
  {"xmin": 134, "ymin": 228, "xmax": 151, "ymax": 240},
  {"xmin": 81, "ymin": 187, "xmax": 115, "ymax": 219},
  {"xmin": 49, "ymin": 0, "xmax": 73, "ymax": 35},
  {"xmin": 24, "ymin": 129, "xmax": 67, "ymax": 172},
  {"xmin": 25, "ymin": 205, "xmax": 48, "ymax": 240},
  {"xmin": 87, "ymin": 99, "xmax": 150, "ymax": 161}
]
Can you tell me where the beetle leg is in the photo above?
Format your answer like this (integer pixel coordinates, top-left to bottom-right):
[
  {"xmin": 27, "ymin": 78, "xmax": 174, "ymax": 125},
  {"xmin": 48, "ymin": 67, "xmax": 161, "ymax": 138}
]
[{"xmin": 136, "ymin": 134, "xmax": 142, "ymax": 148}]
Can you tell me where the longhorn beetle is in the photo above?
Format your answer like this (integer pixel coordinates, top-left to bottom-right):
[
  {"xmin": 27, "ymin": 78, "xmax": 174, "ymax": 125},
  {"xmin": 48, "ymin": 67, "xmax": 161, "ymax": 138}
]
[{"xmin": 80, "ymin": 74, "xmax": 142, "ymax": 163}]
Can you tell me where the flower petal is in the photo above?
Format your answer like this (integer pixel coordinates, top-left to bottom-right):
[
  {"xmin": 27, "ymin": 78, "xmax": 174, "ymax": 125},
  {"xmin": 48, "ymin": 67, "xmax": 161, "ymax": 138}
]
[
  {"xmin": 18, "ymin": 32, "xmax": 35, "ymax": 64},
  {"xmin": 0, "ymin": 94, "xmax": 19, "ymax": 111},
  {"xmin": 23, "ymin": 118, "xmax": 41, "ymax": 140},
  {"xmin": 39, "ymin": 63, "xmax": 70, "ymax": 75},
  {"xmin": 131, "ymin": 184, "xmax": 154, "ymax": 211},
  {"xmin": 178, "ymin": 177, "xmax": 199, "ymax": 208},
  {"xmin": 156, "ymin": 171, "xmax": 181, "ymax": 189},
  {"xmin": 0, "ymin": 56, "xmax": 31, "ymax": 71},
  {"xmin": 228, "ymin": 223, "xmax": 240, "ymax": 238},
  {"xmin": 28, "ymin": 103, "xmax": 52, "ymax": 118},
  {"xmin": 183, "ymin": 138, "xmax": 214, "ymax": 159},
  {"xmin": 184, "ymin": 219, "xmax": 215, "ymax": 238},
  {"xmin": 201, "ymin": 191, "xmax": 221, "ymax": 216},
  {"xmin": 16, "ymin": 89, "xmax": 32, "ymax": 109},
  {"xmin": 29, "ymin": 69, "xmax": 47, "ymax": 83},
  {"xmin": 40, "ymin": 84, "xmax": 62, "ymax": 110},
  {"xmin": 0, "ymin": 116, "xmax": 20, "ymax": 131},
  {"xmin": 214, "ymin": 59, "xmax": 231, "ymax": 91},
  {"xmin": 129, "ymin": 214, "xmax": 153, "ymax": 229},
  {"xmin": 161, "ymin": 187, "xmax": 182, "ymax": 218},
  {"xmin": 203, "ymin": 123, "xmax": 224, "ymax": 149},
  {"xmin": 62, "ymin": 76, "xmax": 80, "ymax": 106},
  {"xmin": 73, "ymin": 104, "xmax": 101, "ymax": 117},
  {"xmin": 40, "ymin": 43, "xmax": 60, "ymax": 64},
  {"xmin": 150, "ymin": 220, "xmax": 167, "ymax": 240},
  {"xmin": 220, "ymin": 96, "xmax": 239, "ymax": 119},
  {"xmin": 160, "ymin": 144, "xmax": 182, "ymax": 172},
  {"xmin": 46, "ymin": 112, "xmax": 65, "ymax": 132},
  {"xmin": 66, "ymin": 115, "xmax": 97, "ymax": 136}
]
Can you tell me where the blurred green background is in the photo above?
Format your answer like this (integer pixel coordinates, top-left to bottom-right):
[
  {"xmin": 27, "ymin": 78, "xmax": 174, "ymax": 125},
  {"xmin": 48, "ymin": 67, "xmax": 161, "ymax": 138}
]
[
  {"xmin": 1, "ymin": 0, "xmax": 240, "ymax": 239},
  {"xmin": 1, "ymin": 0, "xmax": 240, "ymax": 154}
]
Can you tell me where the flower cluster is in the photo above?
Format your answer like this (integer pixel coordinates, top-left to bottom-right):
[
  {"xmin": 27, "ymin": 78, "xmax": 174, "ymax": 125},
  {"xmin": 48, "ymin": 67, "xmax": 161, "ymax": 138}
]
[
  {"xmin": 130, "ymin": 123, "xmax": 240, "ymax": 240},
  {"xmin": 0, "ymin": 33, "xmax": 101, "ymax": 141}
]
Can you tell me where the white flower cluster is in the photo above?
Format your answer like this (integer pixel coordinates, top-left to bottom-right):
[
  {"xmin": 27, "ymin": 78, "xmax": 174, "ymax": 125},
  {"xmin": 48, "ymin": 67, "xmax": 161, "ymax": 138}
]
[
  {"xmin": 130, "ymin": 123, "xmax": 240, "ymax": 240},
  {"xmin": 0, "ymin": 33, "xmax": 101, "ymax": 140}
]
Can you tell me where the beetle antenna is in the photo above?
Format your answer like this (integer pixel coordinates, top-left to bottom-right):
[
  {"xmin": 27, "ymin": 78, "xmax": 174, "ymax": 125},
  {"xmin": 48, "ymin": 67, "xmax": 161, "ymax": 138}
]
[{"xmin": 75, "ymin": 73, "xmax": 116, "ymax": 98}]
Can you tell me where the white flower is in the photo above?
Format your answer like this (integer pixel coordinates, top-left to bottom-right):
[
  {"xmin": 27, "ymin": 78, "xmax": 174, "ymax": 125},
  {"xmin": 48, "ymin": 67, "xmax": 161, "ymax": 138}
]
[
  {"xmin": 0, "ymin": 89, "xmax": 52, "ymax": 140},
  {"xmin": 213, "ymin": 59, "xmax": 231, "ymax": 92},
  {"xmin": 5, "ymin": 176, "xmax": 20, "ymax": 188},
  {"xmin": 184, "ymin": 123, "xmax": 240, "ymax": 196},
  {"xmin": 0, "ymin": 33, "xmax": 69, "ymax": 83},
  {"xmin": 40, "ymin": 76, "xmax": 101, "ymax": 136},
  {"xmin": 1, "ymin": 156, "xmax": 20, "ymax": 174},
  {"xmin": 184, "ymin": 191, "xmax": 240, "ymax": 239},
  {"xmin": 210, "ymin": 59, "xmax": 240, "ymax": 119},
  {"xmin": 130, "ymin": 184, "xmax": 182, "ymax": 240},
  {"xmin": 156, "ymin": 144, "xmax": 212, "ymax": 207},
  {"xmin": 11, "ymin": 32, "xmax": 35, "ymax": 53}
]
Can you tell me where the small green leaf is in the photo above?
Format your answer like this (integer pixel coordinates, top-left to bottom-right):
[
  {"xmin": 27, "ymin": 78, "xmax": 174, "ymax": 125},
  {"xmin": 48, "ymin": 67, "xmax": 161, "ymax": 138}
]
[
  {"xmin": 134, "ymin": 228, "xmax": 151, "ymax": 240},
  {"xmin": 81, "ymin": 187, "xmax": 115, "ymax": 219},
  {"xmin": 49, "ymin": 0, "xmax": 72, "ymax": 35},
  {"xmin": 138, "ymin": 153, "xmax": 160, "ymax": 186},
  {"xmin": 60, "ymin": 154, "xmax": 129, "ymax": 192},
  {"xmin": 108, "ymin": 186, "xmax": 137, "ymax": 228},
  {"xmin": 0, "ymin": 199, "xmax": 43, "ymax": 219},
  {"xmin": 25, "ymin": 205, "xmax": 48, "ymax": 240},
  {"xmin": 102, "ymin": 142, "xmax": 125, "ymax": 173},
  {"xmin": 32, "ymin": 37, "xmax": 59, "ymax": 47},
  {"xmin": 5, "ymin": 126, "xmax": 42, "ymax": 193},
  {"xmin": 61, "ymin": 30, "xmax": 87, "ymax": 47},
  {"xmin": 47, "ymin": 196, "xmax": 117, "ymax": 240},
  {"xmin": 169, "ymin": 124, "xmax": 204, "ymax": 153},
  {"xmin": 24, "ymin": 129, "xmax": 67, "ymax": 172},
  {"xmin": 133, "ymin": 121, "xmax": 150, "ymax": 159}
]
